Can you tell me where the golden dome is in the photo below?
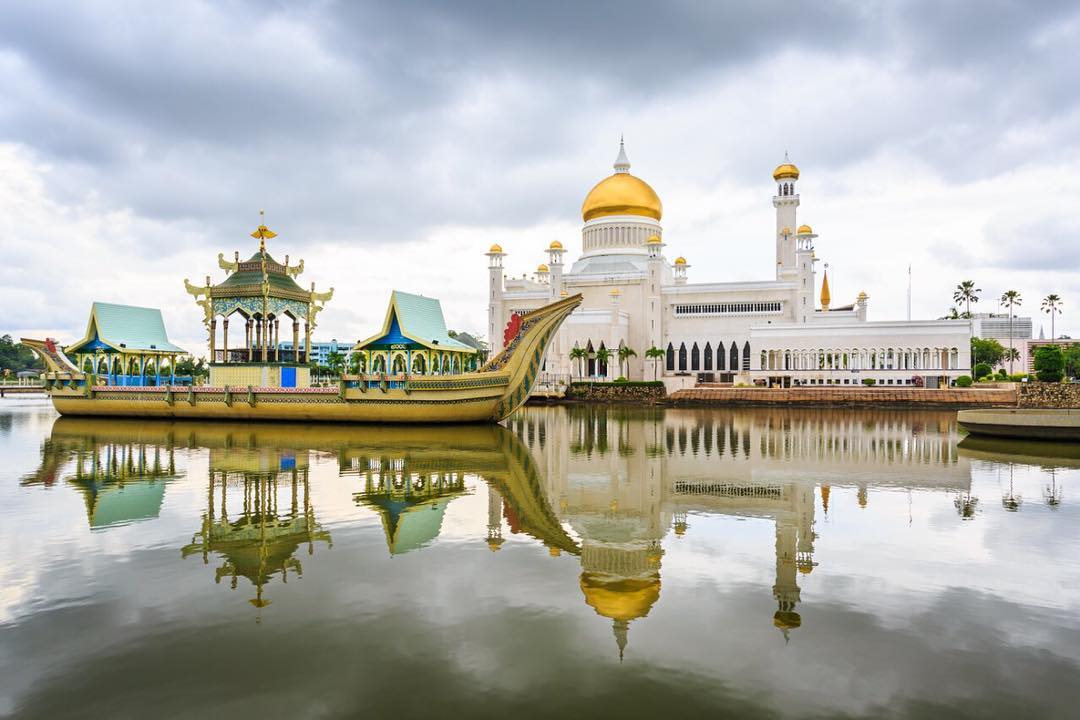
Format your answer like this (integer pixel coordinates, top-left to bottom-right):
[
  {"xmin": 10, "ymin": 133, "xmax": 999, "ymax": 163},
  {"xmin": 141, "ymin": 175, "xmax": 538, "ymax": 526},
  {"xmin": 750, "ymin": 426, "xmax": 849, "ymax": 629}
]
[
  {"xmin": 674, "ymin": 256, "xmax": 687, "ymax": 266},
  {"xmin": 582, "ymin": 173, "xmax": 662, "ymax": 222},
  {"xmin": 857, "ymin": 291, "xmax": 868, "ymax": 300},
  {"xmin": 773, "ymin": 163, "xmax": 800, "ymax": 181},
  {"xmin": 488, "ymin": 243, "xmax": 503, "ymax": 253},
  {"xmin": 797, "ymin": 224, "xmax": 813, "ymax": 235},
  {"xmin": 580, "ymin": 573, "xmax": 661, "ymax": 622},
  {"xmin": 549, "ymin": 240, "xmax": 564, "ymax": 250},
  {"xmin": 781, "ymin": 226, "xmax": 792, "ymax": 235},
  {"xmin": 645, "ymin": 234, "xmax": 662, "ymax": 244},
  {"xmin": 537, "ymin": 263, "xmax": 550, "ymax": 273}
]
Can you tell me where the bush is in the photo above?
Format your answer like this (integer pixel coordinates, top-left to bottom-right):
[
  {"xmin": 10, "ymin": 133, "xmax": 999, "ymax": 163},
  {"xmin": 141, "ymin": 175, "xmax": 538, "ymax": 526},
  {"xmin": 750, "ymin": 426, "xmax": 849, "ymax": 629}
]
[
  {"xmin": 570, "ymin": 380, "xmax": 663, "ymax": 388},
  {"xmin": 956, "ymin": 375, "xmax": 973, "ymax": 387},
  {"xmin": 613, "ymin": 377, "xmax": 629, "ymax": 384},
  {"xmin": 862, "ymin": 378, "xmax": 876, "ymax": 386},
  {"xmin": 973, "ymin": 362, "xmax": 992, "ymax": 379},
  {"xmin": 1034, "ymin": 345, "xmax": 1065, "ymax": 383},
  {"xmin": 1008, "ymin": 373, "xmax": 1029, "ymax": 382},
  {"xmin": 996, "ymin": 368, "xmax": 1008, "ymax": 380}
]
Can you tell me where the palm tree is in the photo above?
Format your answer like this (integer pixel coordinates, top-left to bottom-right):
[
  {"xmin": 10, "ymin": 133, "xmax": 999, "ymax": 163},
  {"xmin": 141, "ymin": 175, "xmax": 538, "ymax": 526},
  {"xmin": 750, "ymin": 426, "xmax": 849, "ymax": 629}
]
[
  {"xmin": 617, "ymin": 345, "xmax": 637, "ymax": 379},
  {"xmin": 594, "ymin": 347, "xmax": 613, "ymax": 381},
  {"xmin": 645, "ymin": 345, "xmax": 665, "ymax": 381},
  {"xmin": 569, "ymin": 346, "xmax": 586, "ymax": 380},
  {"xmin": 999, "ymin": 290, "xmax": 1022, "ymax": 374},
  {"xmin": 1042, "ymin": 294, "xmax": 1063, "ymax": 340},
  {"xmin": 326, "ymin": 351, "xmax": 345, "ymax": 377},
  {"xmin": 953, "ymin": 281, "xmax": 980, "ymax": 321}
]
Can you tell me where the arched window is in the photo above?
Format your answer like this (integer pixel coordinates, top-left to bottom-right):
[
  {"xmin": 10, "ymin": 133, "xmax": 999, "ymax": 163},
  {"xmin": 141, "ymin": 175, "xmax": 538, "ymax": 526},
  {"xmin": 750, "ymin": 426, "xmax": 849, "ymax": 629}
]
[
  {"xmin": 717, "ymin": 341, "xmax": 726, "ymax": 371},
  {"xmin": 666, "ymin": 343, "xmax": 675, "ymax": 371},
  {"xmin": 742, "ymin": 342, "xmax": 751, "ymax": 370},
  {"xmin": 704, "ymin": 342, "xmax": 713, "ymax": 371},
  {"xmin": 730, "ymin": 343, "xmax": 739, "ymax": 371},
  {"xmin": 678, "ymin": 342, "xmax": 687, "ymax": 371},
  {"xmin": 598, "ymin": 341, "xmax": 608, "ymax": 377},
  {"xmin": 691, "ymin": 342, "xmax": 700, "ymax": 371}
]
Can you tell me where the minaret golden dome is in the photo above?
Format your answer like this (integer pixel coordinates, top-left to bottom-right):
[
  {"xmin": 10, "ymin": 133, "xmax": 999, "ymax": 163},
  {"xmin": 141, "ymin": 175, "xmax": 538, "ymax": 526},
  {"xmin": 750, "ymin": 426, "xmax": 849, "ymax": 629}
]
[
  {"xmin": 674, "ymin": 256, "xmax": 687, "ymax": 266},
  {"xmin": 537, "ymin": 263, "xmax": 550, "ymax": 273},
  {"xmin": 548, "ymin": 240, "xmax": 563, "ymax": 250},
  {"xmin": 820, "ymin": 267, "xmax": 831, "ymax": 308},
  {"xmin": 797, "ymin": 224, "xmax": 813, "ymax": 235},
  {"xmin": 581, "ymin": 140, "xmax": 662, "ymax": 222},
  {"xmin": 488, "ymin": 243, "xmax": 503, "ymax": 253}
]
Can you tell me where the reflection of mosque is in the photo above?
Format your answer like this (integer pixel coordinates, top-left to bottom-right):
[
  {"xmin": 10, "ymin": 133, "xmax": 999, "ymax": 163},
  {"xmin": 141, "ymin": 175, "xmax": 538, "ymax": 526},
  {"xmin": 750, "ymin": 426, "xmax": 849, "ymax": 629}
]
[
  {"xmin": 182, "ymin": 445, "xmax": 331, "ymax": 609},
  {"xmin": 22, "ymin": 421, "xmax": 179, "ymax": 529},
  {"xmin": 500, "ymin": 406, "xmax": 973, "ymax": 654}
]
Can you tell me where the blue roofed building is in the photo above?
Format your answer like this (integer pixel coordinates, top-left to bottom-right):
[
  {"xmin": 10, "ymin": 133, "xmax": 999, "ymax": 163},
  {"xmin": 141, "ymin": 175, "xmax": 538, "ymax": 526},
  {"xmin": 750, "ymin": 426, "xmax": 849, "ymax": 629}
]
[
  {"xmin": 353, "ymin": 291, "xmax": 480, "ymax": 375},
  {"xmin": 65, "ymin": 302, "xmax": 189, "ymax": 385}
]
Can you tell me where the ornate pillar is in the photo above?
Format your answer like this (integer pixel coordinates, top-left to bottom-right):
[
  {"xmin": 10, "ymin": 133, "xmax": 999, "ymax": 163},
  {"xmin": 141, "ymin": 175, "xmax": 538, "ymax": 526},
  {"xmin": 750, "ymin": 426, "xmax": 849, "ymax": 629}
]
[
  {"xmin": 222, "ymin": 318, "xmax": 229, "ymax": 363},
  {"xmin": 274, "ymin": 319, "xmax": 280, "ymax": 362},
  {"xmin": 292, "ymin": 321, "xmax": 300, "ymax": 363},
  {"xmin": 261, "ymin": 316, "xmax": 269, "ymax": 362},
  {"xmin": 256, "ymin": 319, "xmax": 263, "ymax": 361},
  {"xmin": 209, "ymin": 319, "xmax": 217, "ymax": 363},
  {"xmin": 304, "ymin": 322, "xmax": 311, "ymax": 364}
]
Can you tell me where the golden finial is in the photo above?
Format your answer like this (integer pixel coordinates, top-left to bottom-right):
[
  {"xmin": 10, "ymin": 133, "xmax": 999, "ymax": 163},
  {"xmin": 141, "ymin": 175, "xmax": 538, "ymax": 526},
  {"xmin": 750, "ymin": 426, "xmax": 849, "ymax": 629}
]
[
  {"xmin": 251, "ymin": 208, "xmax": 277, "ymax": 249},
  {"xmin": 820, "ymin": 263, "xmax": 831, "ymax": 309}
]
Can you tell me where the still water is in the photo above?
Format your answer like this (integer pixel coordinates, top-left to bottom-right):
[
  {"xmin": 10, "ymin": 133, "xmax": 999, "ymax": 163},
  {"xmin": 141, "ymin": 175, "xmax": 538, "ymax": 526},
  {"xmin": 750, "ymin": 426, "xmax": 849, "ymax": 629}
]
[{"xmin": 1, "ymin": 398, "xmax": 1078, "ymax": 719}]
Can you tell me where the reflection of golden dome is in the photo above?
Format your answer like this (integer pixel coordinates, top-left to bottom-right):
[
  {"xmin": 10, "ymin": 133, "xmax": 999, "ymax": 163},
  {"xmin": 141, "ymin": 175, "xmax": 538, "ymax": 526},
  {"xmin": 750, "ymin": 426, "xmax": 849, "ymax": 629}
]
[
  {"xmin": 549, "ymin": 546, "xmax": 562, "ymax": 557},
  {"xmin": 674, "ymin": 257, "xmax": 687, "ymax": 266},
  {"xmin": 645, "ymin": 234, "xmax": 662, "ymax": 244},
  {"xmin": 798, "ymin": 565, "xmax": 814, "ymax": 575},
  {"xmin": 488, "ymin": 243, "xmax": 503, "ymax": 253},
  {"xmin": 486, "ymin": 537, "xmax": 504, "ymax": 552},
  {"xmin": 609, "ymin": 287, "xmax": 620, "ymax": 297},
  {"xmin": 549, "ymin": 240, "xmax": 563, "ymax": 250},
  {"xmin": 582, "ymin": 173, "xmax": 663, "ymax": 222},
  {"xmin": 797, "ymin": 224, "xmax": 813, "ymax": 234},
  {"xmin": 774, "ymin": 610, "xmax": 802, "ymax": 629},
  {"xmin": 674, "ymin": 522, "xmax": 687, "ymax": 536},
  {"xmin": 773, "ymin": 163, "xmax": 800, "ymax": 181},
  {"xmin": 580, "ymin": 573, "xmax": 661, "ymax": 622},
  {"xmin": 537, "ymin": 264, "xmax": 550, "ymax": 273}
]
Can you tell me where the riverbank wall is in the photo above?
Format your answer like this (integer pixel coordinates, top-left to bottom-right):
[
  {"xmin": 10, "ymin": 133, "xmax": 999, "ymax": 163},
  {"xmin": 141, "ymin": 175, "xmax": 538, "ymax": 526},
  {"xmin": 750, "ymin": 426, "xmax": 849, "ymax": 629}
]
[
  {"xmin": 561, "ymin": 382, "xmax": 666, "ymax": 404},
  {"xmin": 1018, "ymin": 383, "xmax": 1080, "ymax": 408},
  {"xmin": 669, "ymin": 387, "xmax": 1016, "ymax": 407}
]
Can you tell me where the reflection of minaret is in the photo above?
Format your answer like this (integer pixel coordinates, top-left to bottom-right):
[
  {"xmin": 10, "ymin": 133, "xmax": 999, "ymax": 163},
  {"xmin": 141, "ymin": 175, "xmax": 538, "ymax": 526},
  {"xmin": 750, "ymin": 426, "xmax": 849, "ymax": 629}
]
[
  {"xmin": 857, "ymin": 482, "xmax": 868, "ymax": 508},
  {"xmin": 796, "ymin": 485, "xmax": 817, "ymax": 575},
  {"xmin": 579, "ymin": 541, "xmax": 663, "ymax": 662},
  {"xmin": 821, "ymin": 484, "xmax": 831, "ymax": 517},
  {"xmin": 487, "ymin": 485, "xmax": 505, "ymax": 551},
  {"xmin": 772, "ymin": 519, "xmax": 801, "ymax": 640}
]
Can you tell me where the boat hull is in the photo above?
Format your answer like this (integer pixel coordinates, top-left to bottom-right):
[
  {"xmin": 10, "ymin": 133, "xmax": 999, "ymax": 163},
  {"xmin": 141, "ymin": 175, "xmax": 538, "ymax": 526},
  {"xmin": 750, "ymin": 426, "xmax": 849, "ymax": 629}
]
[{"xmin": 958, "ymin": 408, "xmax": 1080, "ymax": 442}]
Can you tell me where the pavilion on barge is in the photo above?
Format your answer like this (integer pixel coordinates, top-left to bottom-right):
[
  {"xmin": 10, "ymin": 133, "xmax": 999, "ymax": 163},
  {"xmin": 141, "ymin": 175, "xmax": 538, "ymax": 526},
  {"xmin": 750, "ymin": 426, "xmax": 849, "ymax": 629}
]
[
  {"xmin": 65, "ymin": 302, "xmax": 188, "ymax": 386},
  {"xmin": 185, "ymin": 216, "xmax": 333, "ymax": 388}
]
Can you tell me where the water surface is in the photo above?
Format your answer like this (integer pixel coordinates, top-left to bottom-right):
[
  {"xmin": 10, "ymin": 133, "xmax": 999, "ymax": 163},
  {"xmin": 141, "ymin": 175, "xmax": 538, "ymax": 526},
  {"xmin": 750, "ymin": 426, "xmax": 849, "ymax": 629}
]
[{"xmin": 1, "ymin": 398, "xmax": 1078, "ymax": 719}]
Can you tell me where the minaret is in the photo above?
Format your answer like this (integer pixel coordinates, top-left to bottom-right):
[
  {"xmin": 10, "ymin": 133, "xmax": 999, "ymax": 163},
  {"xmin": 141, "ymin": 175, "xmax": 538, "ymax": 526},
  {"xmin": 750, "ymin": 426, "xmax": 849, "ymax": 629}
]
[
  {"xmin": 820, "ymin": 264, "xmax": 831, "ymax": 312},
  {"xmin": 673, "ymin": 256, "xmax": 688, "ymax": 285},
  {"xmin": 644, "ymin": 235, "xmax": 665, "ymax": 379},
  {"xmin": 486, "ymin": 244, "xmax": 506, "ymax": 350},
  {"xmin": 773, "ymin": 153, "xmax": 801, "ymax": 279},
  {"xmin": 794, "ymin": 224, "xmax": 817, "ymax": 323},
  {"xmin": 546, "ymin": 240, "xmax": 567, "ymax": 376}
]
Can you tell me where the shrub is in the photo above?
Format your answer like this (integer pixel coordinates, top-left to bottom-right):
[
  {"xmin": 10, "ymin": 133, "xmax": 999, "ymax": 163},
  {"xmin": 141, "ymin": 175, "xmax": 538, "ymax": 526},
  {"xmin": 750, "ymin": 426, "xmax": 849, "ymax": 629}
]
[
  {"xmin": 862, "ymin": 378, "xmax": 876, "ymax": 386},
  {"xmin": 1034, "ymin": 345, "xmax": 1065, "ymax": 383},
  {"xmin": 956, "ymin": 375, "xmax": 973, "ymax": 387},
  {"xmin": 973, "ymin": 362, "xmax": 992, "ymax": 379},
  {"xmin": 613, "ymin": 376, "xmax": 629, "ymax": 384},
  {"xmin": 996, "ymin": 368, "xmax": 1008, "ymax": 380},
  {"xmin": 1008, "ymin": 373, "xmax": 1028, "ymax": 382}
]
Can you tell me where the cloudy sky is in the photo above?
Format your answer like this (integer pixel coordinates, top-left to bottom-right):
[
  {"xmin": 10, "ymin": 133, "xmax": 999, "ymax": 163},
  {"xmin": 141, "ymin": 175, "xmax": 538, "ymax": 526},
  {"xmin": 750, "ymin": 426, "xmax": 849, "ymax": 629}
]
[{"xmin": 2, "ymin": 0, "xmax": 1079, "ymax": 352}]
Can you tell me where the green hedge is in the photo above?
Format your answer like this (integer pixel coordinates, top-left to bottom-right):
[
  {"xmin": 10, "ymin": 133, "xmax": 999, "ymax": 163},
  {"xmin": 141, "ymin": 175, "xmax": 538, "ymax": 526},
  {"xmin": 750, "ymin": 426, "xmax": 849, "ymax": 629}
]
[{"xmin": 955, "ymin": 375, "xmax": 973, "ymax": 387}]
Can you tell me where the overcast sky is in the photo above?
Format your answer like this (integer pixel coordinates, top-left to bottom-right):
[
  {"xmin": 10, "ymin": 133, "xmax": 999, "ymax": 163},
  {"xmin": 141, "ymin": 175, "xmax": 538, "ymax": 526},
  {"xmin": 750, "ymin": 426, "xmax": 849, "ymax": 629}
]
[{"xmin": 2, "ymin": 0, "xmax": 1079, "ymax": 352}]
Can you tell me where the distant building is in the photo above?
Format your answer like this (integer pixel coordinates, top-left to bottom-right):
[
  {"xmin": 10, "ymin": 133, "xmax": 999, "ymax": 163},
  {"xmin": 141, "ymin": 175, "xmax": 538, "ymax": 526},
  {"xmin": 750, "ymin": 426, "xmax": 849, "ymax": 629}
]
[
  {"xmin": 277, "ymin": 339, "xmax": 354, "ymax": 367},
  {"xmin": 972, "ymin": 313, "xmax": 1033, "ymax": 372}
]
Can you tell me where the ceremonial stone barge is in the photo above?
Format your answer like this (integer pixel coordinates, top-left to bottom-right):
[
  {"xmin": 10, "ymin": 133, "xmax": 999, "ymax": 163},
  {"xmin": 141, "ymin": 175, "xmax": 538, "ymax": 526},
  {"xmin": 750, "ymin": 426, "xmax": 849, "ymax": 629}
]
[{"xmin": 24, "ymin": 220, "xmax": 581, "ymax": 423}]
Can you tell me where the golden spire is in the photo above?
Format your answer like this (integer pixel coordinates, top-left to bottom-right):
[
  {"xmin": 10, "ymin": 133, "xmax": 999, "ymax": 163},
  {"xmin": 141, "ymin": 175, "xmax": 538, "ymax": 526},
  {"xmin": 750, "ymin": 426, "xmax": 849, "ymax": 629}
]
[
  {"xmin": 251, "ymin": 209, "xmax": 277, "ymax": 251},
  {"xmin": 820, "ymin": 264, "xmax": 831, "ymax": 310}
]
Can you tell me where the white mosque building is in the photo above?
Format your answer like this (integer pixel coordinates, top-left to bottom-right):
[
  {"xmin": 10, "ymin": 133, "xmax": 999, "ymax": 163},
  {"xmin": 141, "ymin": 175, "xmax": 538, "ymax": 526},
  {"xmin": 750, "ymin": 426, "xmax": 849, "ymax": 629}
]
[{"xmin": 486, "ymin": 141, "xmax": 971, "ymax": 388}]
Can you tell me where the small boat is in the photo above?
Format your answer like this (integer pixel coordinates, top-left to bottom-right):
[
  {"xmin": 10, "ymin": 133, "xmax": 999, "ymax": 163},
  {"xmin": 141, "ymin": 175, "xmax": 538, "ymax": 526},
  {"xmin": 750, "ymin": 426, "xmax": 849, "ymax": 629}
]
[
  {"xmin": 958, "ymin": 408, "xmax": 1080, "ymax": 442},
  {"xmin": 23, "ymin": 293, "xmax": 582, "ymax": 424}
]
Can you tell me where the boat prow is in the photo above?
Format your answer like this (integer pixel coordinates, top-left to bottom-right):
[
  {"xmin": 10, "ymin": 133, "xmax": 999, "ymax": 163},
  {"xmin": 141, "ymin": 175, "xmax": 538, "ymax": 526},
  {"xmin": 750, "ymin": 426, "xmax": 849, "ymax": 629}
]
[{"xmin": 26, "ymin": 294, "xmax": 583, "ymax": 424}]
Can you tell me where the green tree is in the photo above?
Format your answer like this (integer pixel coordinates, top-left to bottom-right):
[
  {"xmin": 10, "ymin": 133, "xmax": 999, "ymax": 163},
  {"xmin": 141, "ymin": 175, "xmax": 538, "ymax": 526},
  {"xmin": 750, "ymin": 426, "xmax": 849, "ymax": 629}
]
[
  {"xmin": 348, "ymin": 352, "xmax": 365, "ymax": 375},
  {"xmin": 1034, "ymin": 345, "xmax": 1065, "ymax": 383},
  {"xmin": 1042, "ymin": 294, "xmax": 1063, "ymax": 340},
  {"xmin": 326, "ymin": 351, "xmax": 346, "ymax": 376},
  {"xmin": 645, "ymin": 345, "xmax": 665, "ymax": 381},
  {"xmin": 970, "ymin": 337, "xmax": 1005, "ymax": 369},
  {"xmin": 569, "ymin": 346, "xmax": 587, "ymax": 380},
  {"xmin": 953, "ymin": 281, "xmax": 981, "ymax": 322},
  {"xmin": 999, "ymin": 290, "xmax": 1022, "ymax": 374},
  {"xmin": 616, "ymin": 345, "xmax": 637, "ymax": 379},
  {"xmin": 1064, "ymin": 344, "xmax": 1080, "ymax": 379},
  {"xmin": 0, "ymin": 335, "xmax": 44, "ymax": 373},
  {"xmin": 594, "ymin": 347, "xmax": 613, "ymax": 380}
]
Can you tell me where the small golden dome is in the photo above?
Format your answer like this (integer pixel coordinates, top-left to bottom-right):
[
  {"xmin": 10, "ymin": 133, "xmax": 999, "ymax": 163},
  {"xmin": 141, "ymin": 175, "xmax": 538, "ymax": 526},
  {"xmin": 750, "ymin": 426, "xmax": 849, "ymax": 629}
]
[
  {"xmin": 797, "ymin": 224, "xmax": 813, "ymax": 235},
  {"xmin": 857, "ymin": 291, "xmax": 868, "ymax": 300},
  {"xmin": 580, "ymin": 573, "xmax": 661, "ymax": 622},
  {"xmin": 582, "ymin": 173, "xmax": 662, "ymax": 222},
  {"xmin": 674, "ymin": 257, "xmax": 687, "ymax": 266},
  {"xmin": 560, "ymin": 290, "xmax": 569, "ymax": 297},
  {"xmin": 781, "ymin": 226, "xmax": 792, "ymax": 235},
  {"xmin": 773, "ymin": 163, "xmax": 800, "ymax": 181},
  {"xmin": 645, "ymin": 234, "xmax": 662, "ymax": 244},
  {"xmin": 609, "ymin": 287, "xmax": 621, "ymax": 296},
  {"xmin": 549, "ymin": 240, "xmax": 564, "ymax": 250},
  {"xmin": 488, "ymin": 243, "xmax": 503, "ymax": 253},
  {"xmin": 537, "ymin": 263, "xmax": 550, "ymax": 273}
]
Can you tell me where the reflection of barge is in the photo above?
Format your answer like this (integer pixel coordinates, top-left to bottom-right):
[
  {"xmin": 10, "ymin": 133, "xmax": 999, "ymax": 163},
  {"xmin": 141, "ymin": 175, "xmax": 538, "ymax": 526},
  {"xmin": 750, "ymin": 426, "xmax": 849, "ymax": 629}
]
[{"xmin": 23, "ymin": 219, "xmax": 580, "ymax": 423}]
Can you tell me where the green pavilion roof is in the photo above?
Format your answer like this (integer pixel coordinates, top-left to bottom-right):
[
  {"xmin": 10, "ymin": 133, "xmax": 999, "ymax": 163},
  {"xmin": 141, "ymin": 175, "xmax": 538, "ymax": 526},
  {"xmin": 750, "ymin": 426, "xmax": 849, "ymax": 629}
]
[
  {"xmin": 214, "ymin": 253, "xmax": 306, "ymax": 294},
  {"xmin": 67, "ymin": 302, "xmax": 186, "ymax": 354},
  {"xmin": 356, "ymin": 290, "xmax": 475, "ymax": 352}
]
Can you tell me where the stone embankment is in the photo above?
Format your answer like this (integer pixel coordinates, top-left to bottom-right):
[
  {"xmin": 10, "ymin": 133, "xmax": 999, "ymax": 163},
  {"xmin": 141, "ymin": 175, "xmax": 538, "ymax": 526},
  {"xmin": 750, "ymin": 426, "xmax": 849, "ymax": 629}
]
[
  {"xmin": 562, "ymin": 382, "xmax": 666, "ymax": 404},
  {"xmin": 668, "ymin": 386, "xmax": 1017, "ymax": 408},
  {"xmin": 1018, "ymin": 383, "xmax": 1080, "ymax": 408}
]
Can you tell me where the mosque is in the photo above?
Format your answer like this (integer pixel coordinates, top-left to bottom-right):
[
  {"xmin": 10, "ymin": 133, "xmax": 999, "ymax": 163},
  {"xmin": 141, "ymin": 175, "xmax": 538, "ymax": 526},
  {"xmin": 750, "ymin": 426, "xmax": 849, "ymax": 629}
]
[{"xmin": 486, "ymin": 142, "xmax": 971, "ymax": 388}]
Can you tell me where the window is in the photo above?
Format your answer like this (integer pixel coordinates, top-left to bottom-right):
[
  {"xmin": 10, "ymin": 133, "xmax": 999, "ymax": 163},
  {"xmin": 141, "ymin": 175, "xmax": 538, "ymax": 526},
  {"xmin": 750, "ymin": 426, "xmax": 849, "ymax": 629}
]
[
  {"xmin": 704, "ymin": 342, "xmax": 713, "ymax": 371},
  {"xmin": 673, "ymin": 301, "xmax": 783, "ymax": 317},
  {"xmin": 717, "ymin": 341, "xmax": 726, "ymax": 371},
  {"xmin": 730, "ymin": 343, "xmax": 739, "ymax": 371},
  {"xmin": 666, "ymin": 343, "xmax": 675, "ymax": 371},
  {"xmin": 678, "ymin": 343, "xmax": 687, "ymax": 371},
  {"xmin": 742, "ymin": 342, "xmax": 751, "ymax": 371},
  {"xmin": 691, "ymin": 342, "xmax": 700, "ymax": 371}
]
